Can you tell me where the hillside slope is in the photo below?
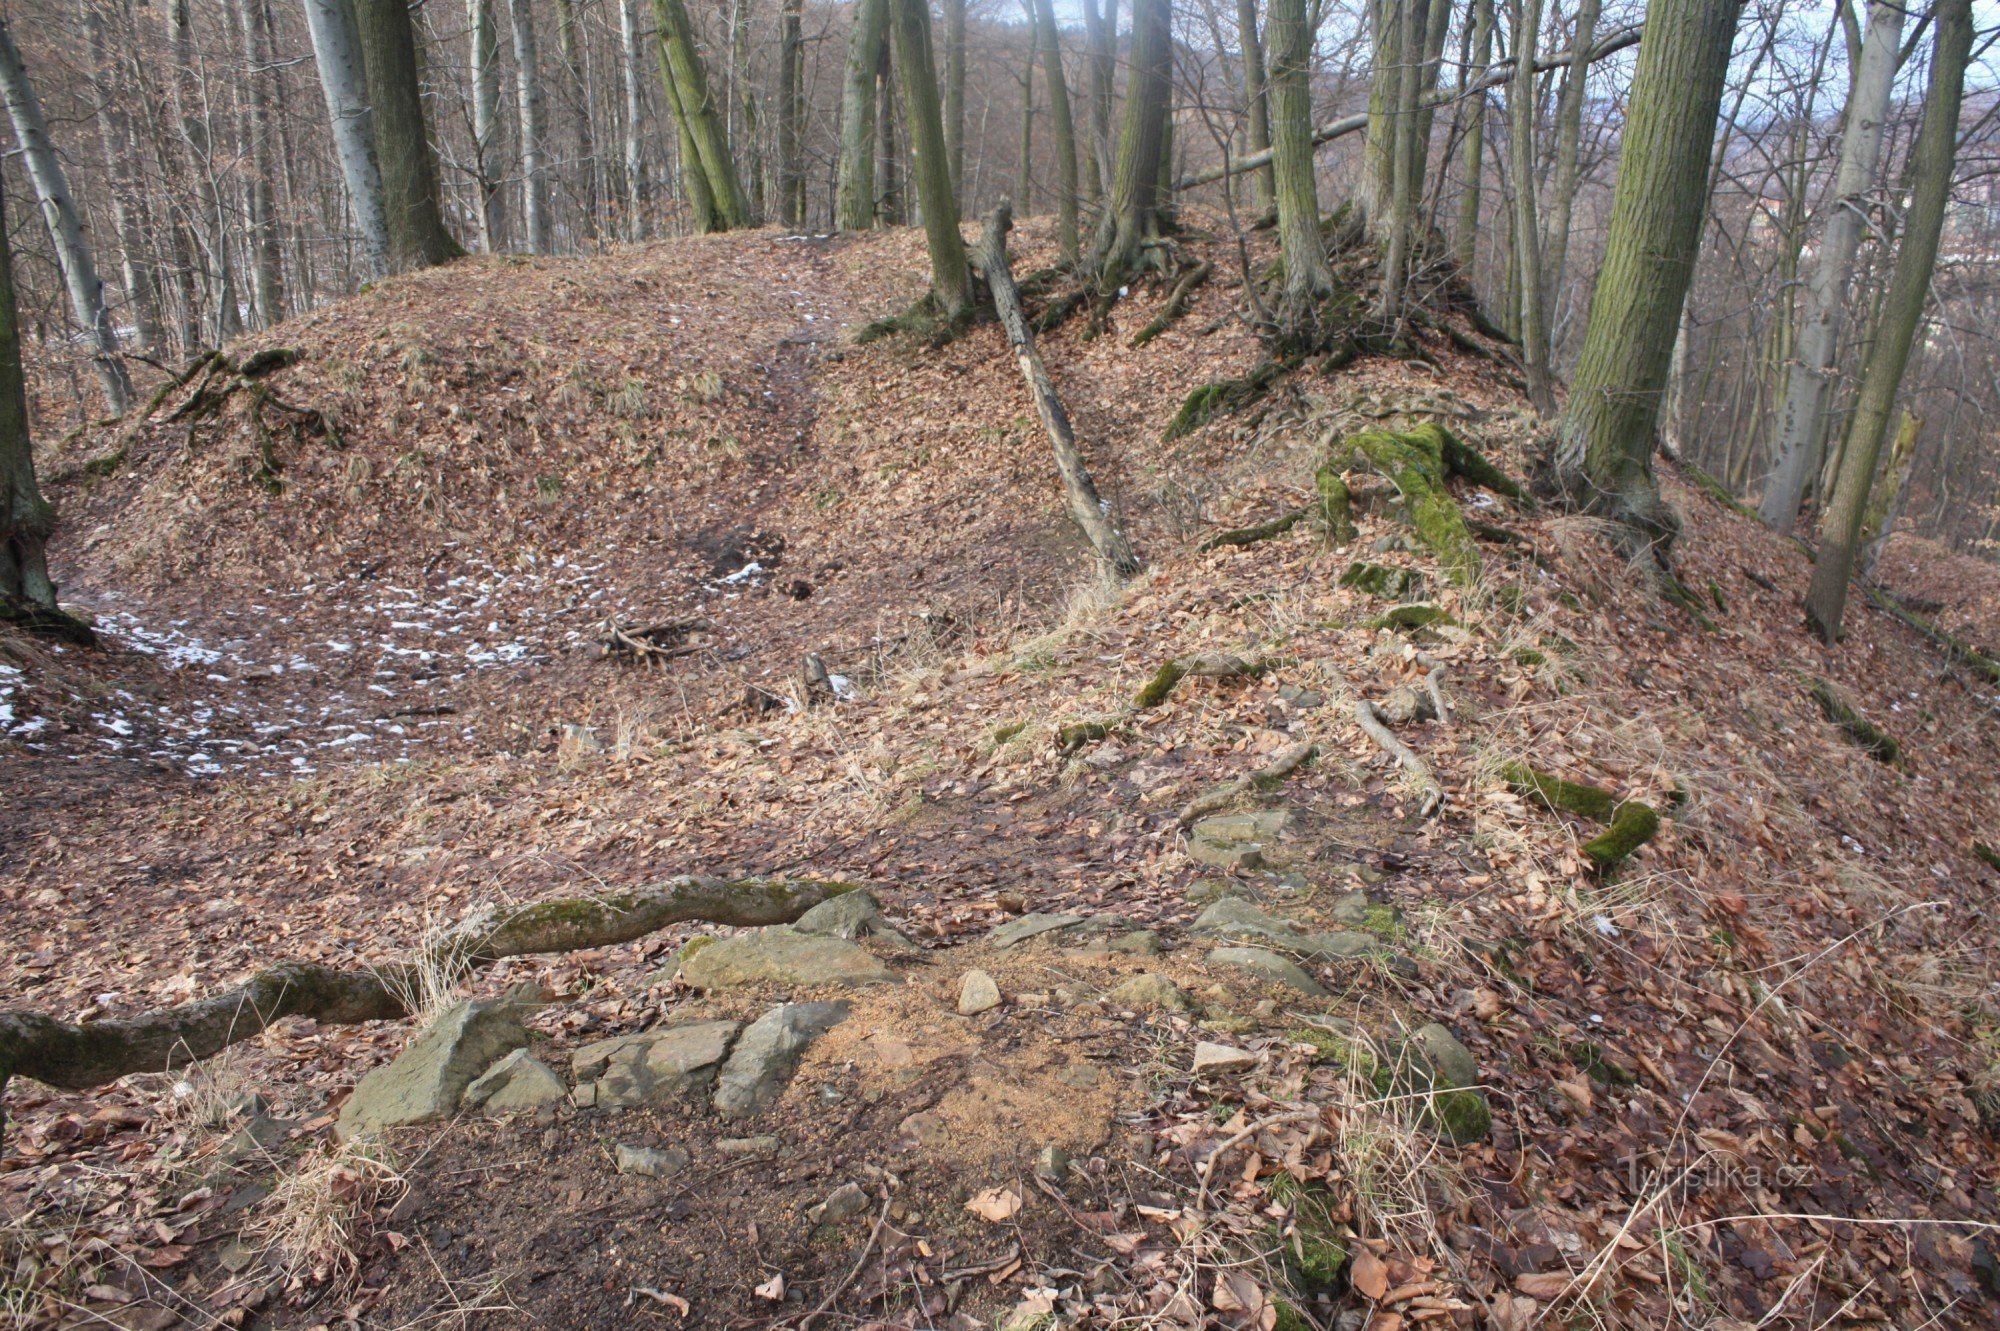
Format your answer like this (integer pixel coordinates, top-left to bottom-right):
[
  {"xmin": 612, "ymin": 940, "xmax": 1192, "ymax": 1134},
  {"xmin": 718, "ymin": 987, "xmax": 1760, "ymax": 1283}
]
[{"xmin": 4, "ymin": 223, "xmax": 1999, "ymax": 1330}]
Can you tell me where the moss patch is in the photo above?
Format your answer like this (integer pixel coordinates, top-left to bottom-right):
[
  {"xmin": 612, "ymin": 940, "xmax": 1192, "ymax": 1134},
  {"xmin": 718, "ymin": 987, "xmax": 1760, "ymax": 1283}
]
[
  {"xmin": 1134, "ymin": 660, "xmax": 1188, "ymax": 709},
  {"xmin": 1339, "ymin": 561, "xmax": 1425, "ymax": 599},
  {"xmin": 1809, "ymin": 679, "xmax": 1903, "ymax": 767},
  {"xmin": 1366, "ymin": 603, "xmax": 1457, "ymax": 631},
  {"xmin": 1501, "ymin": 762, "xmax": 1661, "ymax": 871}
]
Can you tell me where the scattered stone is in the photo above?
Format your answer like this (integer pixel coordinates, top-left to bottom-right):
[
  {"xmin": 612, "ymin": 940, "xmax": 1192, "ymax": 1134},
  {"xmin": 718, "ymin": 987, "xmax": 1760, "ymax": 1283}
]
[
  {"xmin": 1108, "ymin": 973, "xmax": 1193, "ymax": 1013},
  {"xmin": 713, "ymin": 1002, "xmax": 851, "ymax": 1117},
  {"xmin": 898, "ymin": 1110, "xmax": 946, "ymax": 1146},
  {"xmin": 1277, "ymin": 684, "xmax": 1325, "ymax": 708},
  {"xmin": 218, "ymin": 1113, "xmax": 294, "ymax": 1163},
  {"xmin": 337, "ymin": 998, "xmax": 533, "ymax": 1141},
  {"xmin": 988, "ymin": 913, "xmax": 1086, "ymax": 948},
  {"xmin": 571, "ymin": 1021, "xmax": 740, "ymax": 1110},
  {"xmin": 1327, "ymin": 891, "xmax": 1402, "ymax": 934},
  {"xmin": 1207, "ymin": 947, "xmax": 1328, "ymax": 998},
  {"xmin": 808, "ymin": 1181, "xmax": 871, "ymax": 1224},
  {"xmin": 463, "ymin": 1049, "xmax": 568, "ymax": 1115},
  {"xmin": 792, "ymin": 889, "xmax": 918, "ymax": 950},
  {"xmin": 1188, "ymin": 810, "xmax": 1294, "ymax": 871},
  {"xmin": 716, "ymin": 1135, "xmax": 781, "ymax": 1158},
  {"xmin": 958, "ymin": 970, "xmax": 1002, "ymax": 1015},
  {"xmin": 1406, "ymin": 1023, "xmax": 1479, "ymax": 1089},
  {"xmin": 217, "ymin": 1238, "xmax": 261, "ymax": 1275},
  {"xmin": 1192, "ymin": 1042, "xmax": 1260, "ymax": 1075},
  {"xmin": 681, "ymin": 928, "xmax": 899, "ymax": 989},
  {"xmin": 1034, "ymin": 1145, "xmax": 1072, "ymax": 1183},
  {"xmin": 1397, "ymin": 1022, "xmax": 1492, "ymax": 1145},
  {"xmin": 1191, "ymin": 899, "xmax": 1380, "ymax": 959},
  {"xmin": 615, "ymin": 1143, "xmax": 690, "ymax": 1178},
  {"xmin": 1185, "ymin": 878, "xmax": 1244, "ymax": 905},
  {"xmin": 1375, "ymin": 685, "xmax": 1435, "ymax": 725}
]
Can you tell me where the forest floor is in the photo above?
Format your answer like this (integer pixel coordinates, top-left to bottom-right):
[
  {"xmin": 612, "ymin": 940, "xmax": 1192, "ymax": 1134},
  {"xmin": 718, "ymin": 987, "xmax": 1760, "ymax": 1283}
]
[{"xmin": 4, "ymin": 219, "xmax": 2000, "ymax": 1331}]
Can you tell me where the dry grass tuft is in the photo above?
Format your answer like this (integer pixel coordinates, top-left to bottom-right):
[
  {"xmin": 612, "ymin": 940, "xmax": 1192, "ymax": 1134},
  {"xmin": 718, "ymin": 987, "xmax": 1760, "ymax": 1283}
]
[{"xmin": 251, "ymin": 1137, "xmax": 406, "ymax": 1290}]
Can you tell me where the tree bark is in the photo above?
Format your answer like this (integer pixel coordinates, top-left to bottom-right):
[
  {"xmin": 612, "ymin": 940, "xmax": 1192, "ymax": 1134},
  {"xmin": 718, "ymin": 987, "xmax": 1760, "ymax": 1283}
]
[
  {"xmin": 1542, "ymin": 0, "xmax": 1600, "ymax": 305},
  {"xmin": 778, "ymin": 0, "xmax": 806, "ymax": 226},
  {"xmin": 1507, "ymin": 0, "xmax": 1555, "ymax": 411},
  {"xmin": 354, "ymin": 0, "xmax": 466, "ymax": 269},
  {"xmin": 0, "ymin": 182, "xmax": 53, "ymax": 610},
  {"xmin": 1093, "ymin": 0, "xmax": 1171, "ymax": 286},
  {"xmin": 945, "ymin": 0, "xmax": 968, "ymax": 201},
  {"xmin": 1236, "ymin": 0, "xmax": 1274, "ymax": 212},
  {"xmin": 1548, "ymin": 0, "xmax": 1744, "ymax": 561},
  {"xmin": 621, "ymin": 0, "xmax": 650, "ymax": 238},
  {"xmin": 975, "ymin": 204, "xmax": 1142, "ymax": 578},
  {"xmin": 1375, "ymin": 0, "xmax": 1427, "ymax": 323},
  {"xmin": 889, "ymin": 0, "xmax": 971, "ymax": 317},
  {"xmin": 82, "ymin": 0, "xmax": 162, "ymax": 353},
  {"xmin": 1804, "ymin": 0, "xmax": 1967, "ymax": 643},
  {"xmin": 729, "ymin": 0, "xmax": 766, "ymax": 224},
  {"xmin": 234, "ymin": 0, "xmax": 287, "ymax": 325},
  {"xmin": 1082, "ymin": 0, "xmax": 1117, "ymax": 204},
  {"xmin": 554, "ymin": 0, "xmax": 603, "ymax": 242},
  {"xmin": 1453, "ymin": 0, "xmax": 1493, "ymax": 273},
  {"xmin": 1031, "ymin": 0, "xmax": 1080, "ymax": 261},
  {"xmin": 1758, "ymin": 0, "xmax": 1902, "ymax": 535},
  {"xmin": 469, "ymin": 0, "xmax": 506, "ymax": 252},
  {"xmin": 303, "ymin": 0, "xmax": 393, "ymax": 278},
  {"xmin": 167, "ymin": 0, "xmax": 241, "ymax": 344},
  {"xmin": 1270, "ymin": 0, "xmax": 1332, "ymax": 321},
  {"xmin": 653, "ymin": 0, "xmax": 749, "ymax": 231},
  {"xmin": 1016, "ymin": 25, "xmax": 1035, "ymax": 212},
  {"xmin": 835, "ymin": 0, "xmax": 889, "ymax": 228},
  {"xmin": 512, "ymin": 0, "xmax": 553, "ymax": 253},
  {"xmin": 0, "ymin": 17, "xmax": 131, "ymax": 414}
]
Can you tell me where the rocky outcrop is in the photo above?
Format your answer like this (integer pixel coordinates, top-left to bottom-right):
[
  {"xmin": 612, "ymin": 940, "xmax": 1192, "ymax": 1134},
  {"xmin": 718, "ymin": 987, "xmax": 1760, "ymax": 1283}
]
[
  {"xmin": 336, "ymin": 998, "xmax": 533, "ymax": 1141},
  {"xmin": 571, "ymin": 1020, "xmax": 740, "ymax": 1109},
  {"xmin": 713, "ymin": 1002, "xmax": 850, "ymax": 1116}
]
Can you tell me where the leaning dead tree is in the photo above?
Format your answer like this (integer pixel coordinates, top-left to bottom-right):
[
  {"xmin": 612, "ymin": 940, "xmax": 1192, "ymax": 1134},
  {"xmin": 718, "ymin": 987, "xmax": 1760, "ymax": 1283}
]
[
  {"xmin": 0, "ymin": 875, "xmax": 848, "ymax": 1143},
  {"xmin": 974, "ymin": 203, "xmax": 1142, "ymax": 579}
]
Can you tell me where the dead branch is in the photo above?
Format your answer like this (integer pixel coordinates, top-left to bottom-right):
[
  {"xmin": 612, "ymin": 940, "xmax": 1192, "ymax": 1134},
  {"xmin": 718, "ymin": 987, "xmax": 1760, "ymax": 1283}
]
[
  {"xmin": 1355, "ymin": 700, "xmax": 1444, "ymax": 816},
  {"xmin": 973, "ymin": 202, "xmax": 1143, "ymax": 580},
  {"xmin": 600, "ymin": 618, "xmax": 712, "ymax": 666},
  {"xmin": 1177, "ymin": 741, "xmax": 1317, "ymax": 825}
]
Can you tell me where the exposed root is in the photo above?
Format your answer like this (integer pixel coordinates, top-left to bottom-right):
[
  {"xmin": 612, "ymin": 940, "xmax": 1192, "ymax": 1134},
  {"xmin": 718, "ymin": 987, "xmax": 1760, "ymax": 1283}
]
[
  {"xmin": 1130, "ymin": 260, "xmax": 1213, "ymax": 348},
  {"xmin": 1055, "ymin": 719, "xmax": 1110, "ymax": 752},
  {"xmin": 0, "ymin": 591, "xmax": 98, "ymax": 647},
  {"xmin": 1500, "ymin": 762, "xmax": 1662, "ymax": 871},
  {"xmin": 1198, "ymin": 508, "xmax": 1306, "ymax": 553},
  {"xmin": 1355, "ymin": 700, "xmax": 1443, "ymax": 816},
  {"xmin": 1177, "ymin": 740, "xmax": 1317, "ymax": 825},
  {"xmin": 853, "ymin": 294, "xmax": 978, "ymax": 348},
  {"xmin": 1163, "ymin": 360, "xmax": 1290, "ymax": 443},
  {"xmin": 1808, "ymin": 678, "xmax": 1904, "ymax": 768},
  {"xmin": 1866, "ymin": 586, "xmax": 2000, "ymax": 687},
  {"xmin": 1321, "ymin": 423, "xmax": 1521, "ymax": 586},
  {"xmin": 1135, "ymin": 651, "xmax": 1264, "ymax": 709}
]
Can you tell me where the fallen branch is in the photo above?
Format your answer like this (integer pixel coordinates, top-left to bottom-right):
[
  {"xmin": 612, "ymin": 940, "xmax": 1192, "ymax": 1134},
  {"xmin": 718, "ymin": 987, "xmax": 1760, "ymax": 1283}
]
[
  {"xmin": 1178, "ymin": 741, "xmax": 1317, "ymax": 825},
  {"xmin": 1136, "ymin": 652, "xmax": 1264, "ymax": 709},
  {"xmin": 600, "ymin": 617, "xmax": 712, "ymax": 666},
  {"xmin": 1197, "ymin": 508, "xmax": 1306, "ymax": 553},
  {"xmin": 0, "ymin": 876, "xmax": 848, "ymax": 1139},
  {"xmin": 1866, "ymin": 585, "xmax": 2000, "ymax": 687},
  {"xmin": 1500, "ymin": 762, "xmax": 1661, "ymax": 870},
  {"xmin": 1355, "ymin": 700, "xmax": 1443, "ymax": 816},
  {"xmin": 974, "ymin": 203, "xmax": 1142, "ymax": 580},
  {"xmin": 1808, "ymin": 678, "xmax": 1904, "ymax": 768}
]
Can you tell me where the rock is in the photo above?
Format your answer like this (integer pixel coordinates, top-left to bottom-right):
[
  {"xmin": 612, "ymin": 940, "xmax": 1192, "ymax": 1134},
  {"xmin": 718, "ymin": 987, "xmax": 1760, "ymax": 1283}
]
[
  {"xmin": 1191, "ymin": 899, "xmax": 1380, "ymax": 960},
  {"xmin": 1277, "ymin": 684, "xmax": 1325, "ymax": 709},
  {"xmin": 1188, "ymin": 838, "xmax": 1264, "ymax": 871},
  {"xmin": 1185, "ymin": 878, "xmax": 1244, "ymax": 905},
  {"xmin": 1375, "ymin": 685, "xmax": 1435, "ymax": 725},
  {"xmin": 1398, "ymin": 1022, "xmax": 1492, "ymax": 1145},
  {"xmin": 219, "ymin": 1112, "xmax": 295, "ymax": 1163},
  {"xmin": 1207, "ymin": 947, "xmax": 1329, "ymax": 997},
  {"xmin": 571, "ymin": 1021, "xmax": 740, "ymax": 1110},
  {"xmin": 1327, "ymin": 891, "xmax": 1400, "ymax": 933},
  {"xmin": 1108, "ymin": 973, "xmax": 1193, "ymax": 1013},
  {"xmin": 897, "ymin": 1110, "xmax": 946, "ymax": 1146},
  {"xmin": 615, "ymin": 1143, "xmax": 690, "ymax": 1178},
  {"xmin": 713, "ymin": 1002, "xmax": 851, "ymax": 1116},
  {"xmin": 1033, "ymin": 1145, "xmax": 1072, "ymax": 1183},
  {"xmin": 337, "ymin": 998, "xmax": 533, "ymax": 1141},
  {"xmin": 988, "ymin": 913, "xmax": 1085, "ymax": 948},
  {"xmin": 1406, "ymin": 1023, "xmax": 1480, "ymax": 1089},
  {"xmin": 715, "ymin": 1135, "xmax": 781, "ymax": 1157},
  {"xmin": 1192, "ymin": 1042, "xmax": 1260, "ymax": 1075},
  {"xmin": 463, "ymin": 1049, "xmax": 568, "ymax": 1115},
  {"xmin": 792, "ymin": 889, "xmax": 918, "ymax": 950},
  {"xmin": 681, "ymin": 928, "xmax": 899, "ymax": 989},
  {"xmin": 958, "ymin": 970, "xmax": 1002, "ymax": 1015},
  {"xmin": 808, "ymin": 1181, "xmax": 870, "ymax": 1224},
  {"xmin": 217, "ymin": 1238, "xmax": 261, "ymax": 1275},
  {"xmin": 1187, "ymin": 812, "xmax": 1293, "ymax": 873}
]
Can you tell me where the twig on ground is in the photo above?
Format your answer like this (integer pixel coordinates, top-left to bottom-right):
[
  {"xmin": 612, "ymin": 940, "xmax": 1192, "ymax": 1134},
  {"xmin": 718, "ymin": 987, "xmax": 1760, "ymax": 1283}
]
[{"xmin": 1355, "ymin": 700, "xmax": 1444, "ymax": 815}]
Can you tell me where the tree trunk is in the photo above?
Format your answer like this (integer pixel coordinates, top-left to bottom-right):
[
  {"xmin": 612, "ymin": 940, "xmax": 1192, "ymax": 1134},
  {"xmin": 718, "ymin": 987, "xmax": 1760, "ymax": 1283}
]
[
  {"xmin": 354, "ymin": 0, "xmax": 466, "ymax": 268},
  {"xmin": 835, "ymin": 0, "xmax": 889, "ymax": 228},
  {"xmin": 1856, "ymin": 409, "xmax": 1917, "ymax": 580},
  {"xmin": 1375, "ymin": 0, "xmax": 1427, "ymax": 324},
  {"xmin": 1758, "ymin": 0, "xmax": 1902, "ymax": 535},
  {"xmin": 1408, "ymin": 0, "xmax": 1453, "ymax": 202},
  {"xmin": 1452, "ymin": 0, "xmax": 1492, "ymax": 273},
  {"xmin": 1270, "ymin": 0, "xmax": 1332, "ymax": 322},
  {"xmin": 1015, "ymin": 28, "xmax": 1035, "ymax": 212},
  {"xmin": 0, "ymin": 18, "xmax": 131, "ymax": 414},
  {"xmin": 975, "ymin": 204, "xmax": 1142, "ymax": 578},
  {"xmin": 657, "ymin": 46, "xmax": 720, "ymax": 230},
  {"xmin": 1548, "ymin": 0, "xmax": 1745, "ymax": 561},
  {"xmin": 1236, "ymin": 0, "xmax": 1274, "ymax": 212},
  {"xmin": 168, "ymin": 0, "xmax": 241, "ymax": 344},
  {"xmin": 875, "ymin": 42, "xmax": 902, "ymax": 224},
  {"xmin": 1359, "ymin": 0, "xmax": 1403, "ymax": 229},
  {"xmin": 621, "ymin": 0, "xmax": 650, "ymax": 237},
  {"xmin": 1031, "ymin": 0, "xmax": 1080, "ymax": 260},
  {"xmin": 234, "ymin": 0, "xmax": 286, "ymax": 325},
  {"xmin": 467, "ymin": 0, "xmax": 506, "ymax": 251},
  {"xmin": 82, "ymin": 0, "xmax": 162, "ymax": 353},
  {"xmin": 945, "ymin": 0, "xmax": 967, "ymax": 201},
  {"xmin": 729, "ymin": 0, "xmax": 766, "ymax": 224},
  {"xmin": 1542, "ymin": 0, "xmax": 1600, "ymax": 304},
  {"xmin": 303, "ymin": 0, "xmax": 393, "ymax": 277},
  {"xmin": 1804, "ymin": 0, "xmax": 1967, "ymax": 643},
  {"xmin": 555, "ymin": 0, "xmax": 603, "ymax": 243},
  {"xmin": 1093, "ymin": 0, "xmax": 1171, "ymax": 285},
  {"xmin": 653, "ymin": 0, "xmax": 749, "ymax": 230},
  {"xmin": 512, "ymin": 0, "xmax": 552, "ymax": 252},
  {"xmin": 1507, "ymin": 0, "xmax": 1555, "ymax": 411},
  {"xmin": 889, "ymin": 0, "xmax": 971, "ymax": 317},
  {"xmin": 778, "ymin": 0, "xmax": 805, "ymax": 226},
  {"xmin": 0, "ymin": 183, "xmax": 53, "ymax": 610},
  {"xmin": 1082, "ymin": 0, "xmax": 1117, "ymax": 204}
]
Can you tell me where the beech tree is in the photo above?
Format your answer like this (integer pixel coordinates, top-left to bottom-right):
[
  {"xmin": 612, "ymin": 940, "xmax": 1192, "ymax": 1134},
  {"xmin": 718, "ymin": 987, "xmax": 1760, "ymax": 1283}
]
[
  {"xmin": 353, "ymin": 0, "xmax": 464, "ymax": 269},
  {"xmin": 0, "ymin": 183, "xmax": 54, "ymax": 611},
  {"xmin": 1094, "ymin": 0, "xmax": 1172, "ymax": 285},
  {"xmin": 653, "ymin": 0, "xmax": 749, "ymax": 232},
  {"xmin": 890, "ymin": 0, "xmax": 972, "ymax": 320},
  {"xmin": 1549, "ymin": 0, "xmax": 1745, "ymax": 559},
  {"xmin": 835, "ymin": 0, "xmax": 890, "ymax": 229},
  {"xmin": 303, "ymin": 0, "xmax": 392, "ymax": 277},
  {"xmin": 1269, "ymin": 0, "xmax": 1332, "ymax": 331},
  {"xmin": 512, "ymin": 0, "xmax": 553, "ymax": 254}
]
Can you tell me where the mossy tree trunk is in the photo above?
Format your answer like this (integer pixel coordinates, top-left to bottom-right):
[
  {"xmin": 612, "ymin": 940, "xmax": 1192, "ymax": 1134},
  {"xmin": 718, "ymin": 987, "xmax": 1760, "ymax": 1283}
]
[
  {"xmin": 835, "ymin": 0, "xmax": 890, "ymax": 229},
  {"xmin": 890, "ymin": 0, "xmax": 973, "ymax": 319},
  {"xmin": 653, "ymin": 0, "xmax": 749, "ymax": 232},
  {"xmin": 944, "ymin": 0, "xmax": 967, "ymax": 200},
  {"xmin": 1270, "ymin": 0, "xmax": 1332, "ymax": 328},
  {"xmin": 1858, "ymin": 410, "xmax": 1919, "ymax": 581},
  {"xmin": 1548, "ymin": 0, "xmax": 1744, "ymax": 562},
  {"xmin": 1031, "ymin": 0, "xmax": 1081, "ymax": 262},
  {"xmin": 1082, "ymin": 0, "xmax": 1118, "ymax": 204},
  {"xmin": 1236, "ymin": 0, "xmax": 1274, "ymax": 212},
  {"xmin": 1542, "ymin": 0, "xmax": 1599, "ymax": 304},
  {"xmin": 1359, "ymin": 0, "xmax": 1403, "ymax": 230},
  {"xmin": 1452, "ymin": 0, "xmax": 1493, "ymax": 273},
  {"xmin": 1374, "ymin": 0, "xmax": 1427, "ymax": 324},
  {"xmin": 353, "ymin": 0, "xmax": 466, "ymax": 270},
  {"xmin": 1093, "ymin": 0, "xmax": 1171, "ymax": 286},
  {"xmin": 778, "ymin": 0, "xmax": 806, "ymax": 227},
  {"xmin": 1507, "ymin": 0, "xmax": 1555, "ymax": 412},
  {"xmin": 1804, "ymin": 0, "xmax": 1968, "ymax": 644},
  {"xmin": 0, "ymin": 184, "xmax": 53, "ymax": 610}
]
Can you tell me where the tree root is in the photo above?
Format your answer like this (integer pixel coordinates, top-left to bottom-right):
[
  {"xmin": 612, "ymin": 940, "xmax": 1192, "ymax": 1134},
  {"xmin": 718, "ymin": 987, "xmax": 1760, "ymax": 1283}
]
[
  {"xmin": 1865, "ymin": 586, "xmax": 2000, "ymax": 687},
  {"xmin": 0, "ymin": 876, "xmax": 848, "ymax": 1140},
  {"xmin": 1198, "ymin": 508, "xmax": 1306, "ymax": 552},
  {"xmin": 1130, "ymin": 260, "xmax": 1213, "ymax": 349},
  {"xmin": 1031, "ymin": 287, "xmax": 1093, "ymax": 336},
  {"xmin": 854, "ymin": 295, "xmax": 978, "ymax": 348},
  {"xmin": 1808, "ymin": 679, "xmax": 1904, "ymax": 768},
  {"xmin": 1500, "ymin": 762, "xmax": 1661, "ymax": 870},
  {"xmin": 0, "ymin": 591, "xmax": 98, "ymax": 647},
  {"xmin": 1321, "ymin": 423, "xmax": 1521, "ymax": 586},
  {"xmin": 1055, "ymin": 720, "xmax": 1110, "ymax": 752},
  {"xmin": 1355, "ymin": 701, "xmax": 1443, "ymax": 816},
  {"xmin": 1177, "ymin": 740, "xmax": 1317, "ymax": 826},
  {"xmin": 1135, "ymin": 651, "xmax": 1265, "ymax": 708},
  {"xmin": 1162, "ymin": 359, "xmax": 1291, "ymax": 443}
]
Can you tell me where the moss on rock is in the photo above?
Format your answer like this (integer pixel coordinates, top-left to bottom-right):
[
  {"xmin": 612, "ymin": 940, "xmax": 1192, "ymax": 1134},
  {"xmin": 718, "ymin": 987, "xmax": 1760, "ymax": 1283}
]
[{"xmin": 1367, "ymin": 603, "xmax": 1458, "ymax": 632}]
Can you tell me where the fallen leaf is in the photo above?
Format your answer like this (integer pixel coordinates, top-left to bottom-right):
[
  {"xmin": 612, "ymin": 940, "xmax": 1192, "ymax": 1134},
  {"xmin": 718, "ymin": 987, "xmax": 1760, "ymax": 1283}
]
[
  {"xmin": 1351, "ymin": 1247, "xmax": 1389, "ymax": 1300},
  {"xmin": 754, "ymin": 1273, "xmax": 786, "ymax": 1301},
  {"xmin": 965, "ymin": 1185, "xmax": 1024, "ymax": 1222},
  {"xmin": 1515, "ymin": 1271, "xmax": 1572, "ymax": 1298}
]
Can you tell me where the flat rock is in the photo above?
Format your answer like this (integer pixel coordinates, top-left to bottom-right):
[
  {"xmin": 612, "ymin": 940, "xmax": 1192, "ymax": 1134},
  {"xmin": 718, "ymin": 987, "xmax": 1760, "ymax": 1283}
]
[
  {"xmin": 219, "ymin": 1112, "xmax": 295, "ymax": 1163},
  {"xmin": 571, "ymin": 1020, "xmax": 740, "ymax": 1110},
  {"xmin": 682, "ymin": 927, "xmax": 900, "ymax": 988},
  {"xmin": 1207, "ymin": 946, "xmax": 1328, "ymax": 997},
  {"xmin": 615, "ymin": 1143, "xmax": 690, "ymax": 1179},
  {"xmin": 1191, "ymin": 1042, "xmax": 1260, "ymax": 1074},
  {"xmin": 809, "ymin": 1181, "xmax": 871, "ymax": 1224},
  {"xmin": 792, "ymin": 889, "xmax": 918, "ymax": 951},
  {"xmin": 988, "ymin": 913, "xmax": 1086, "ymax": 948},
  {"xmin": 716, "ymin": 1135, "xmax": 780, "ymax": 1157},
  {"xmin": 1193, "ymin": 810, "xmax": 1294, "ymax": 843},
  {"xmin": 337, "ymin": 998, "xmax": 532, "ymax": 1141},
  {"xmin": 1188, "ymin": 838, "xmax": 1265, "ymax": 871},
  {"xmin": 958, "ymin": 969, "xmax": 1002, "ymax": 1015},
  {"xmin": 1191, "ymin": 899, "xmax": 1379, "ymax": 959},
  {"xmin": 1406, "ymin": 1022, "xmax": 1480, "ymax": 1089},
  {"xmin": 1109, "ymin": 973, "xmax": 1193, "ymax": 1012},
  {"xmin": 713, "ymin": 1002, "xmax": 851, "ymax": 1117},
  {"xmin": 463, "ymin": 1049, "xmax": 568, "ymax": 1115}
]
